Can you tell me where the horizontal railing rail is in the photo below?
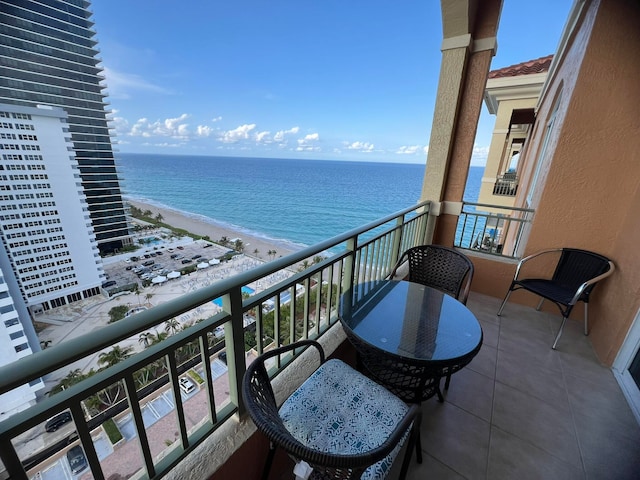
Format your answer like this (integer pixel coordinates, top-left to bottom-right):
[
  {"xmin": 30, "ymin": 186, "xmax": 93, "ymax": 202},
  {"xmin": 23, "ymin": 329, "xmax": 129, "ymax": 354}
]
[
  {"xmin": 0, "ymin": 201, "xmax": 431, "ymax": 480},
  {"xmin": 454, "ymin": 201, "xmax": 535, "ymax": 259}
]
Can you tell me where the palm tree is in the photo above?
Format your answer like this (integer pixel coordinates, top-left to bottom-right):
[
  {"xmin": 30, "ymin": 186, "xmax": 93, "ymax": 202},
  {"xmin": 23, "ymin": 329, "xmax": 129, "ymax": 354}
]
[
  {"xmin": 138, "ymin": 332, "xmax": 154, "ymax": 348},
  {"xmin": 98, "ymin": 345, "xmax": 134, "ymax": 369},
  {"xmin": 145, "ymin": 293, "xmax": 153, "ymax": 306},
  {"xmin": 132, "ymin": 284, "xmax": 141, "ymax": 306},
  {"xmin": 312, "ymin": 255, "xmax": 324, "ymax": 265},
  {"xmin": 219, "ymin": 236, "xmax": 229, "ymax": 246},
  {"xmin": 253, "ymin": 248, "xmax": 259, "ymax": 256},
  {"xmin": 143, "ymin": 209, "xmax": 153, "ymax": 218},
  {"xmin": 268, "ymin": 249, "xmax": 277, "ymax": 260},
  {"xmin": 233, "ymin": 239, "xmax": 244, "ymax": 252},
  {"xmin": 164, "ymin": 317, "xmax": 181, "ymax": 335},
  {"xmin": 298, "ymin": 260, "xmax": 311, "ymax": 272},
  {"xmin": 155, "ymin": 213, "xmax": 164, "ymax": 223}
]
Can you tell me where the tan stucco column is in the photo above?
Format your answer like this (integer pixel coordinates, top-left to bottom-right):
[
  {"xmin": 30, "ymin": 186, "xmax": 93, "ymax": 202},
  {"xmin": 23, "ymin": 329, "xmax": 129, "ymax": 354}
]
[{"xmin": 420, "ymin": 0, "xmax": 502, "ymax": 246}]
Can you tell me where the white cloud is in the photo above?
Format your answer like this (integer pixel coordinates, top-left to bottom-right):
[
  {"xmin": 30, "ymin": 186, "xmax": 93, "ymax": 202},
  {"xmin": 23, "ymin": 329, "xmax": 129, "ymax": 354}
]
[
  {"xmin": 255, "ymin": 131, "xmax": 271, "ymax": 143},
  {"xmin": 127, "ymin": 113, "xmax": 191, "ymax": 139},
  {"xmin": 396, "ymin": 145, "xmax": 422, "ymax": 155},
  {"xmin": 219, "ymin": 124, "xmax": 256, "ymax": 143},
  {"xmin": 296, "ymin": 132, "xmax": 321, "ymax": 152},
  {"xmin": 212, "ymin": 116, "xmax": 222, "ymax": 122},
  {"xmin": 471, "ymin": 144, "xmax": 489, "ymax": 166},
  {"xmin": 274, "ymin": 126, "xmax": 300, "ymax": 142},
  {"xmin": 102, "ymin": 67, "xmax": 173, "ymax": 100},
  {"xmin": 346, "ymin": 141, "xmax": 374, "ymax": 152},
  {"xmin": 196, "ymin": 125, "xmax": 214, "ymax": 137}
]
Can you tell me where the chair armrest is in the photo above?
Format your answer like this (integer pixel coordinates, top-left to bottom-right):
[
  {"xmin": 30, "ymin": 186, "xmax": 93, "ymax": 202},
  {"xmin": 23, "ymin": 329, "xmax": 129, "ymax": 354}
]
[
  {"xmin": 569, "ymin": 261, "xmax": 615, "ymax": 306},
  {"xmin": 252, "ymin": 339, "xmax": 325, "ymax": 365},
  {"xmin": 513, "ymin": 248, "xmax": 563, "ymax": 281}
]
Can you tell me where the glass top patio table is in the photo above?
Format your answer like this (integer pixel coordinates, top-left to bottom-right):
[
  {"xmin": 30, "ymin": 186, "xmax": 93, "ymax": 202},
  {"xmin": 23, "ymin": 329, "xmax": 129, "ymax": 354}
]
[{"xmin": 340, "ymin": 280, "xmax": 483, "ymax": 367}]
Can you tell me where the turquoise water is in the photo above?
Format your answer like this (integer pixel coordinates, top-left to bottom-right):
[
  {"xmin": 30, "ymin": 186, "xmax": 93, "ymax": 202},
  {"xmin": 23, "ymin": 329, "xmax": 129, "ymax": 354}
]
[
  {"xmin": 117, "ymin": 153, "xmax": 482, "ymax": 251},
  {"xmin": 212, "ymin": 286, "xmax": 256, "ymax": 307}
]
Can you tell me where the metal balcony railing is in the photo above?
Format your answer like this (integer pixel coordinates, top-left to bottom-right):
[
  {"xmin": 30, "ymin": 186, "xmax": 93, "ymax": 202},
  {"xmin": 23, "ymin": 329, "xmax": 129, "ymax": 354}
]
[
  {"xmin": 454, "ymin": 202, "xmax": 534, "ymax": 259},
  {"xmin": 0, "ymin": 201, "xmax": 431, "ymax": 480},
  {"xmin": 492, "ymin": 173, "xmax": 518, "ymax": 196}
]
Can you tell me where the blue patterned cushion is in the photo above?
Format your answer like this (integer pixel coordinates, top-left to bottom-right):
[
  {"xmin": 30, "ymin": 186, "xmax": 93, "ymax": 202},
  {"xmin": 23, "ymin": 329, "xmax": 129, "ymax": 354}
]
[{"xmin": 279, "ymin": 359, "xmax": 411, "ymax": 480}]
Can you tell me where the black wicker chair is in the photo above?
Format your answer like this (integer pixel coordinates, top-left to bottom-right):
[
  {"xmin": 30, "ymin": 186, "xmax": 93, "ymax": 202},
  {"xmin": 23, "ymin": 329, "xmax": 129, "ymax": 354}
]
[
  {"xmin": 497, "ymin": 248, "xmax": 614, "ymax": 349},
  {"xmin": 242, "ymin": 340, "xmax": 420, "ymax": 480},
  {"xmin": 387, "ymin": 245, "xmax": 474, "ymax": 395},
  {"xmin": 389, "ymin": 245, "xmax": 474, "ymax": 305}
]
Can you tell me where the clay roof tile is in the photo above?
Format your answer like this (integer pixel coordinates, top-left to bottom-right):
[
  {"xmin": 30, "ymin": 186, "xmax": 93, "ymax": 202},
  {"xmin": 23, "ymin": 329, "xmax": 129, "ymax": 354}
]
[{"xmin": 488, "ymin": 55, "xmax": 554, "ymax": 79}]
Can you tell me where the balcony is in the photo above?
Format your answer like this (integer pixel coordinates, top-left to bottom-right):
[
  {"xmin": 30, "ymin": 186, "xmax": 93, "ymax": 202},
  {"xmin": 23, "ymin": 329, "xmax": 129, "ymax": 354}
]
[
  {"xmin": 492, "ymin": 173, "xmax": 519, "ymax": 197},
  {"xmin": 1, "ymin": 202, "xmax": 638, "ymax": 480}
]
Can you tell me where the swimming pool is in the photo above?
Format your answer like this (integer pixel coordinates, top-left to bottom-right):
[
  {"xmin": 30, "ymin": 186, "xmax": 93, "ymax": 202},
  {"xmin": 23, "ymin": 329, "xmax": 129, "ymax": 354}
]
[{"xmin": 212, "ymin": 286, "xmax": 255, "ymax": 307}]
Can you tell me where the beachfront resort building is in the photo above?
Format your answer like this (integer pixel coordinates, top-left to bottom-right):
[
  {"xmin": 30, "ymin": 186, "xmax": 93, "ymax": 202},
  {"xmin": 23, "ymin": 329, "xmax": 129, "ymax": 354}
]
[
  {"xmin": 0, "ymin": 103, "xmax": 104, "ymax": 312},
  {"xmin": 0, "ymin": 0, "xmax": 131, "ymax": 255},
  {"xmin": 0, "ymin": 261, "xmax": 44, "ymax": 421}
]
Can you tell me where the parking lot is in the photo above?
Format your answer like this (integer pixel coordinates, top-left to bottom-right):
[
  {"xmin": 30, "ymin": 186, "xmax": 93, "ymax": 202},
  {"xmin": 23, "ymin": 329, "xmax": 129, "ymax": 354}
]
[{"xmin": 103, "ymin": 238, "xmax": 233, "ymax": 289}]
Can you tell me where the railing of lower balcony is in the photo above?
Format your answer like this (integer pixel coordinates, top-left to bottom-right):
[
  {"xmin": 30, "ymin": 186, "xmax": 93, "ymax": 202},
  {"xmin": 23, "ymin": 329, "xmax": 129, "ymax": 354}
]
[
  {"xmin": 0, "ymin": 201, "xmax": 431, "ymax": 480},
  {"xmin": 492, "ymin": 173, "xmax": 519, "ymax": 196},
  {"xmin": 454, "ymin": 201, "xmax": 535, "ymax": 259}
]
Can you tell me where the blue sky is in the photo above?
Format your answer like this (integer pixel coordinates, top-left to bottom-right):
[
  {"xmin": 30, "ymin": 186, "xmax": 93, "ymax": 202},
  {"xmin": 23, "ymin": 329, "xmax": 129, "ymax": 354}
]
[{"xmin": 91, "ymin": 1, "xmax": 573, "ymax": 165}]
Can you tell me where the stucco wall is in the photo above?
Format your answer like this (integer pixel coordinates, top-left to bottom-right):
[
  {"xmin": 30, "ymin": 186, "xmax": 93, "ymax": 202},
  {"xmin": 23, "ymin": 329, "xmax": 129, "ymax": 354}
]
[{"xmin": 513, "ymin": 0, "xmax": 640, "ymax": 364}]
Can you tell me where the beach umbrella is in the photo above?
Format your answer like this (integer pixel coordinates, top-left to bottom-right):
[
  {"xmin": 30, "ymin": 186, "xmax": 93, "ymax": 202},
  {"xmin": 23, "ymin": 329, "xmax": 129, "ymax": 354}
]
[
  {"xmin": 209, "ymin": 259, "xmax": 220, "ymax": 265},
  {"xmin": 167, "ymin": 271, "xmax": 181, "ymax": 279},
  {"xmin": 197, "ymin": 262, "xmax": 210, "ymax": 269},
  {"xmin": 151, "ymin": 275, "xmax": 167, "ymax": 284}
]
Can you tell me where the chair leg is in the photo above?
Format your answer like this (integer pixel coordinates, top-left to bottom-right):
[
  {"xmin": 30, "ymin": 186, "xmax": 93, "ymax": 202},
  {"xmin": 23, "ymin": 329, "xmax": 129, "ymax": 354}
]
[
  {"xmin": 262, "ymin": 442, "xmax": 277, "ymax": 480},
  {"xmin": 497, "ymin": 290, "xmax": 513, "ymax": 316},
  {"xmin": 536, "ymin": 298, "xmax": 545, "ymax": 311},
  {"xmin": 584, "ymin": 303, "xmax": 589, "ymax": 336},
  {"xmin": 399, "ymin": 419, "xmax": 420, "ymax": 479},
  {"xmin": 552, "ymin": 315, "xmax": 569, "ymax": 350},
  {"xmin": 414, "ymin": 410, "xmax": 423, "ymax": 464}
]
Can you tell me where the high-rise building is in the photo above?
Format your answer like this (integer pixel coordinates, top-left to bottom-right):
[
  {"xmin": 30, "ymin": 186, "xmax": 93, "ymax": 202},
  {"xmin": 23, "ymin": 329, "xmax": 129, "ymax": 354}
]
[
  {"xmin": 0, "ymin": 0, "xmax": 130, "ymax": 255},
  {"xmin": 0, "ymin": 260, "xmax": 44, "ymax": 420},
  {"xmin": 0, "ymin": 103, "xmax": 104, "ymax": 312}
]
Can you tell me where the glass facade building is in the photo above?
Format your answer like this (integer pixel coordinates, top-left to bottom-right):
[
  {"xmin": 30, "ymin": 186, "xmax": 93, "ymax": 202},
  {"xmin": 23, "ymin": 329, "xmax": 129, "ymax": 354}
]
[{"xmin": 0, "ymin": 0, "xmax": 130, "ymax": 254}]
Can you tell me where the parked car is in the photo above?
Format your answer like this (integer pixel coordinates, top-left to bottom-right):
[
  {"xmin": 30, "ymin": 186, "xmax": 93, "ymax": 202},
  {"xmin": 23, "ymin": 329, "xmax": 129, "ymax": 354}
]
[
  {"xmin": 45, "ymin": 411, "xmax": 72, "ymax": 432},
  {"xmin": 181, "ymin": 259, "xmax": 192, "ymax": 264},
  {"xmin": 203, "ymin": 243, "xmax": 212, "ymax": 248},
  {"xmin": 170, "ymin": 253, "xmax": 179, "ymax": 259},
  {"xmin": 179, "ymin": 377, "xmax": 195, "ymax": 394},
  {"xmin": 101, "ymin": 280, "xmax": 116, "ymax": 288},
  {"xmin": 66, "ymin": 446, "xmax": 88, "ymax": 474},
  {"xmin": 177, "ymin": 246, "xmax": 184, "ymax": 250},
  {"xmin": 156, "ymin": 251, "xmax": 163, "ymax": 255},
  {"xmin": 142, "ymin": 260, "xmax": 154, "ymax": 266},
  {"xmin": 125, "ymin": 265, "xmax": 133, "ymax": 270},
  {"xmin": 192, "ymin": 254, "xmax": 202, "ymax": 260},
  {"xmin": 219, "ymin": 351, "xmax": 227, "ymax": 364}
]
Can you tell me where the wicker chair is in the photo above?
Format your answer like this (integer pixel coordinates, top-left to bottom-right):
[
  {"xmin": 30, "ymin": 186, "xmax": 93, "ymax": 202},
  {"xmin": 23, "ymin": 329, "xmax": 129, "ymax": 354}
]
[
  {"xmin": 387, "ymin": 245, "xmax": 474, "ymax": 395},
  {"xmin": 389, "ymin": 245, "xmax": 474, "ymax": 304},
  {"xmin": 497, "ymin": 248, "xmax": 614, "ymax": 349},
  {"xmin": 242, "ymin": 340, "xmax": 420, "ymax": 480}
]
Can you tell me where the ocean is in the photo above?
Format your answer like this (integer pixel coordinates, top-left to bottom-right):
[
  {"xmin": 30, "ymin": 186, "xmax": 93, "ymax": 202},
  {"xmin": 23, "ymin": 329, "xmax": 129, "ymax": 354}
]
[{"xmin": 117, "ymin": 153, "xmax": 483, "ymax": 250}]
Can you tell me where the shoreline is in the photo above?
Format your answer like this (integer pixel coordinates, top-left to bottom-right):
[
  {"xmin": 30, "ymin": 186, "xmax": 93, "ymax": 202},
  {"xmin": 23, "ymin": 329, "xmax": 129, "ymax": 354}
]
[{"xmin": 127, "ymin": 199, "xmax": 303, "ymax": 262}]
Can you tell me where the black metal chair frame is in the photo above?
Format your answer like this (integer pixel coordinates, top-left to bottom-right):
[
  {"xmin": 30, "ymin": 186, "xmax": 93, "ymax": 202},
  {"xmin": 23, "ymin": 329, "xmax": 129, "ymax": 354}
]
[
  {"xmin": 497, "ymin": 248, "xmax": 614, "ymax": 349},
  {"xmin": 242, "ymin": 340, "xmax": 420, "ymax": 480},
  {"xmin": 387, "ymin": 245, "xmax": 474, "ymax": 394}
]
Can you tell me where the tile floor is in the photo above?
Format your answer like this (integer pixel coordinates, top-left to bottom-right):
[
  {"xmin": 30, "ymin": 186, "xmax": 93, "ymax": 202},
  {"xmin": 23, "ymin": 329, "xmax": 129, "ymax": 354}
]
[{"xmin": 405, "ymin": 292, "xmax": 640, "ymax": 480}]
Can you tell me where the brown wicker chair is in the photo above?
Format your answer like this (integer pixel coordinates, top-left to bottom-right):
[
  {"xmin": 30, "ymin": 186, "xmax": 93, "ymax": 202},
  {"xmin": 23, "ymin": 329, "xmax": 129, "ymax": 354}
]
[{"xmin": 242, "ymin": 340, "xmax": 420, "ymax": 480}]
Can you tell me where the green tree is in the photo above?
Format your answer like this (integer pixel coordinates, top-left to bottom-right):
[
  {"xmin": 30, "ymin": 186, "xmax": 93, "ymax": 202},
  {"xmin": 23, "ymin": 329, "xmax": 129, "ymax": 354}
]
[
  {"xmin": 145, "ymin": 293, "xmax": 153, "ymax": 306},
  {"xmin": 233, "ymin": 239, "xmax": 244, "ymax": 252},
  {"xmin": 108, "ymin": 305, "xmax": 129, "ymax": 323},
  {"xmin": 219, "ymin": 236, "xmax": 229, "ymax": 246},
  {"xmin": 138, "ymin": 332, "xmax": 154, "ymax": 348},
  {"xmin": 155, "ymin": 213, "xmax": 164, "ymax": 223},
  {"xmin": 98, "ymin": 345, "xmax": 134, "ymax": 369}
]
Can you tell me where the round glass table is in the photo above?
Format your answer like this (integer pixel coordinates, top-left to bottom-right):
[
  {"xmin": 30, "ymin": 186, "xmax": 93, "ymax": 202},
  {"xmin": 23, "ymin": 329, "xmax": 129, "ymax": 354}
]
[{"xmin": 340, "ymin": 280, "xmax": 483, "ymax": 403}]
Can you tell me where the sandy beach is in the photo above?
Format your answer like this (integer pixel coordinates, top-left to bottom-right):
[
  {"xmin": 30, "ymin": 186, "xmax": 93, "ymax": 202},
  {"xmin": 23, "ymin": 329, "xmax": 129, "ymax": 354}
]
[{"xmin": 127, "ymin": 199, "xmax": 302, "ymax": 261}]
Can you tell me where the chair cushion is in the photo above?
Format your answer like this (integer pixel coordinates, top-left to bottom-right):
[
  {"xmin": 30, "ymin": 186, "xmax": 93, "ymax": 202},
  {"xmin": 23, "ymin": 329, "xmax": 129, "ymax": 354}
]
[{"xmin": 279, "ymin": 359, "xmax": 410, "ymax": 480}]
